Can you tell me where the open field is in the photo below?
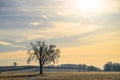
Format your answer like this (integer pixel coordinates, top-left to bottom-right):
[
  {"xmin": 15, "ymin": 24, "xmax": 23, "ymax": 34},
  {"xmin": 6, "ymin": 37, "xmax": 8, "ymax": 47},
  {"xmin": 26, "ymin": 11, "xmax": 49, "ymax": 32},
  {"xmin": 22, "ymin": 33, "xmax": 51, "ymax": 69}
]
[{"xmin": 0, "ymin": 72, "xmax": 120, "ymax": 80}]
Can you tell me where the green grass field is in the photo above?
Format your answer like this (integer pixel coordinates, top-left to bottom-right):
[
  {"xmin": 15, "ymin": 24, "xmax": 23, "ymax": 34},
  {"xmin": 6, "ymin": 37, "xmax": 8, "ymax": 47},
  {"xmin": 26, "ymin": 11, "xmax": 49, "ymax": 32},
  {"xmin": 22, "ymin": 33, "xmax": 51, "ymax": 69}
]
[{"xmin": 0, "ymin": 72, "xmax": 120, "ymax": 80}]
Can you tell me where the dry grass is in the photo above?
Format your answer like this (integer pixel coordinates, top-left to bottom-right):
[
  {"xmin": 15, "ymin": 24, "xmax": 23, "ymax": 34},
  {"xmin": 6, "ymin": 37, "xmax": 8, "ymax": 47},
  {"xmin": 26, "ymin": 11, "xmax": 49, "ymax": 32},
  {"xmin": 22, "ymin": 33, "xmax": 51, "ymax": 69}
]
[{"xmin": 0, "ymin": 72, "xmax": 120, "ymax": 80}]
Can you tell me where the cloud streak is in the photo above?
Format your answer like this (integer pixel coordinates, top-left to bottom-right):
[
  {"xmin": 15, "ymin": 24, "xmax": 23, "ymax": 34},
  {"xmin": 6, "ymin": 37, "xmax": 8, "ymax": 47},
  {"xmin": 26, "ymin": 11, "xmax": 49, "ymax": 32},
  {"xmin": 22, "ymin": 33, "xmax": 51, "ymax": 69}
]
[{"xmin": 0, "ymin": 41, "xmax": 12, "ymax": 46}]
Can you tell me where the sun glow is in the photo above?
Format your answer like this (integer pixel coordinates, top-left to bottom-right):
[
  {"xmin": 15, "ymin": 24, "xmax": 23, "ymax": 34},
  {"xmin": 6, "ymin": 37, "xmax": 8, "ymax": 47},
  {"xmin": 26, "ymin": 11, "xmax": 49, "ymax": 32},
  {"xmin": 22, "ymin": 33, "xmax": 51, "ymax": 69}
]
[
  {"xmin": 76, "ymin": 0, "xmax": 104, "ymax": 12},
  {"xmin": 72, "ymin": 0, "xmax": 107, "ymax": 17}
]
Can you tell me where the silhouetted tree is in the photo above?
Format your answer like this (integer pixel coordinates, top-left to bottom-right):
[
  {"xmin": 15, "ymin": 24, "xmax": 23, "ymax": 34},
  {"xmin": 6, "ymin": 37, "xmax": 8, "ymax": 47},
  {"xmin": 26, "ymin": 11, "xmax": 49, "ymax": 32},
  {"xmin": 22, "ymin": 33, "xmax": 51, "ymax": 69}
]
[
  {"xmin": 112, "ymin": 63, "xmax": 120, "ymax": 71},
  {"xmin": 13, "ymin": 62, "xmax": 17, "ymax": 66},
  {"xmin": 104, "ymin": 62, "xmax": 120, "ymax": 71},
  {"xmin": 27, "ymin": 41, "xmax": 60, "ymax": 74},
  {"xmin": 87, "ymin": 65, "xmax": 101, "ymax": 71},
  {"xmin": 104, "ymin": 62, "xmax": 113, "ymax": 71}
]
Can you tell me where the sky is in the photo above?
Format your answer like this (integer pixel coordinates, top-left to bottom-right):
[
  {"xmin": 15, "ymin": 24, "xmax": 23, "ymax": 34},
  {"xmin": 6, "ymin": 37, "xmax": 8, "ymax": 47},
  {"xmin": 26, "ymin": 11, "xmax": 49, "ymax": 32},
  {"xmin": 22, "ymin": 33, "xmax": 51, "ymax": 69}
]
[{"xmin": 0, "ymin": 0, "xmax": 120, "ymax": 68}]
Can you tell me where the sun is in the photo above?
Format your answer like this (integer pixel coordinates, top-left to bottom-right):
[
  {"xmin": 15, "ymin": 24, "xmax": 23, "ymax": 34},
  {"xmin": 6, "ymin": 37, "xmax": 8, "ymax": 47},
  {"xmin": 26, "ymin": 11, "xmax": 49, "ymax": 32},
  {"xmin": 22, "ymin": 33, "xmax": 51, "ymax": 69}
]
[{"xmin": 76, "ymin": 0, "xmax": 103, "ymax": 12}]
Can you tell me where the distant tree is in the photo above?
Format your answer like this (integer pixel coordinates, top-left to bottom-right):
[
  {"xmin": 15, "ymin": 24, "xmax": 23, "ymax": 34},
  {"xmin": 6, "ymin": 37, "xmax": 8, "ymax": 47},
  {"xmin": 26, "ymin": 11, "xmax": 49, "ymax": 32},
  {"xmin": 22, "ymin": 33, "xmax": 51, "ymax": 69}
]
[
  {"xmin": 116, "ymin": 63, "xmax": 120, "ymax": 71},
  {"xmin": 27, "ymin": 41, "xmax": 60, "ymax": 74},
  {"xmin": 78, "ymin": 64, "xmax": 88, "ymax": 72},
  {"xmin": 87, "ymin": 65, "xmax": 101, "ymax": 71},
  {"xmin": 103, "ymin": 62, "xmax": 120, "ymax": 71},
  {"xmin": 13, "ymin": 62, "xmax": 17, "ymax": 66},
  {"xmin": 104, "ymin": 62, "xmax": 113, "ymax": 71},
  {"xmin": 112, "ymin": 63, "xmax": 120, "ymax": 71}
]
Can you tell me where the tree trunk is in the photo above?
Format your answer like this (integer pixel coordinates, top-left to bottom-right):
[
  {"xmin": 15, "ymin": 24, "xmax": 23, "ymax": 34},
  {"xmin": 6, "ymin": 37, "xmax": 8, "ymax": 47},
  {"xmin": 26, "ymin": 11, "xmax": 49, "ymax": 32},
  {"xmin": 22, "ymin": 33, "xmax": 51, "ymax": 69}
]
[
  {"xmin": 40, "ymin": 64, "xmax": 43, "ymax": 74},
  {"xmin": 39, "ymin": 60, "xmax": 43, "ymax": 74}
]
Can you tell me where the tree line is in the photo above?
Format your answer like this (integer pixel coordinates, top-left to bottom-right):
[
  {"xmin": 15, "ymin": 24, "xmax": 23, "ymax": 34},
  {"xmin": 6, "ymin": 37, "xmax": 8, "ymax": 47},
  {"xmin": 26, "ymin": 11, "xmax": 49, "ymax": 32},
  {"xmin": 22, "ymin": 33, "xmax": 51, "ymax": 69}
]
[{"xmin": 104, "ymin": 62, "xmax": 120, "ymax": 71}]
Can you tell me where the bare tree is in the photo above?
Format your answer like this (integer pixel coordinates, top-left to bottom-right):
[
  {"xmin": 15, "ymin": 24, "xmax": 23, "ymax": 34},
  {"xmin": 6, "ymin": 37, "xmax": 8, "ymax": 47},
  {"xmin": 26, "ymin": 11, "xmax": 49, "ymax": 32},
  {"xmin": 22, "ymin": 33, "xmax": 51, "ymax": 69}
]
[
  {"xmin": 13, "ymin": 62, "xmax": 17, "ymax": 66},
  {"xmin": 27, "ymin": 41, "xmax": 60, "ymax": 74}
]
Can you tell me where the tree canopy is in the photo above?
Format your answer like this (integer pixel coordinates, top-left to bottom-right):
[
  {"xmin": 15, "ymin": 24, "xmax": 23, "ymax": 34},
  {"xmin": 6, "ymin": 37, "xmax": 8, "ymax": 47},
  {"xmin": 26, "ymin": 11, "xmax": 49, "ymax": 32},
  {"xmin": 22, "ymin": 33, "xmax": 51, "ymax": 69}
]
[{"xmin": 27, "ymin": 41, "xmax": 60, "ymax": 74}]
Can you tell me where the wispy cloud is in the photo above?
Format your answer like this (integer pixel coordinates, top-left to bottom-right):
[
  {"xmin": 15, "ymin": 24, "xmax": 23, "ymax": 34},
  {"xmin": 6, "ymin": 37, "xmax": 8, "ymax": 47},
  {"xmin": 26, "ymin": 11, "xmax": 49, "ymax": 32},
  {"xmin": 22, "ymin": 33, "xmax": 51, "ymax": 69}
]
[
  {"xmin": 30, "ymin": 22, "xmax": 42, "ymax": 26},
  {"xmin": 6, "ymin": 22, "xmax": 101, "ymax": 43},
  {"xmin": 78, "ymin": 31, "xmax": 120, "ymax": 45},
  {"xmin": 0, "ymin": 41, "xmax": 12, "ymax": 46}
]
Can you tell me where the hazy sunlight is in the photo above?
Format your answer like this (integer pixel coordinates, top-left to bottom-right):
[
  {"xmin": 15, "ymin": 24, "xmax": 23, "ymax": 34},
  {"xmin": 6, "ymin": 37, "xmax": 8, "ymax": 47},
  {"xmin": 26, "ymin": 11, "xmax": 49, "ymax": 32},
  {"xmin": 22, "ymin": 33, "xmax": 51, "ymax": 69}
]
[{"xmin": 76, "ymin": 0, "xmax": 103, "ymax": 12}]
